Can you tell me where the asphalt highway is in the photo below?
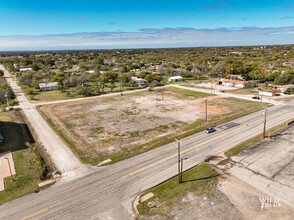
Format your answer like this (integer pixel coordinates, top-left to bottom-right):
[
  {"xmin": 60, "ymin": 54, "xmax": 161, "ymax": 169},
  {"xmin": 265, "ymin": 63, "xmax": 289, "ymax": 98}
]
[{"xmin": 0, "ymin": 96, "xmax": 293, "ymax": 219}]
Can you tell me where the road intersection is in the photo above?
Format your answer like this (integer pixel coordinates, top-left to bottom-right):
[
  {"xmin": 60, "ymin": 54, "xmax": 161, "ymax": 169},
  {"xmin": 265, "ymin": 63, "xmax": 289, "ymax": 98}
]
[{"xmin": 0, "ymin": 65, "xmax": 293, "ymax": 219}]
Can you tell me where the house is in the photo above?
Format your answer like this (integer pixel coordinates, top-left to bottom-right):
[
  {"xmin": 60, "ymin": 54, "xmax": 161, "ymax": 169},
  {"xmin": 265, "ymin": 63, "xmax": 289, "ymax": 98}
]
[
  {"xmin": 39, "ymin": 82, "xmax": 58, "ymax": 91},
  {"xmin": 259, "ymin": 90, "xmax": 278, "ymax": 97},
  {"xmin": 220, "ymin": 79, "xmax": 247, "ymax": 88},
  {"xmin": 0, "ymin": 132, "xmax": 4, "ymax": 145},
  {"xmin": 85, "ymin": 70, "xmax": 95, "ymax": 74},
  {"xmin": 19, "ymin": 68, "xmax": 32, "ymax": 72},
  {"xmin": 168, "ymin": 76, "xmax": 183, "ymax": 82},
  {"xmin": 131, "ymin": 77, "xmax": 148, "ymax": 87},
  {"xmin": 274, "ymin": 85, "xmax": 294, "ymax": 93},
  {"xmin": 74, "ymin": 66, "xmax": 80, "ymax": 72}
]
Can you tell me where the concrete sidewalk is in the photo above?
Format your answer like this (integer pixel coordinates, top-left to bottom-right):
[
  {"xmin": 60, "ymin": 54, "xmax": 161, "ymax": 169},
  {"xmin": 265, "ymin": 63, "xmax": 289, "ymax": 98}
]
[{"xmin": 0, "ymin": 151, "xmax": 16, "ymax": 191}]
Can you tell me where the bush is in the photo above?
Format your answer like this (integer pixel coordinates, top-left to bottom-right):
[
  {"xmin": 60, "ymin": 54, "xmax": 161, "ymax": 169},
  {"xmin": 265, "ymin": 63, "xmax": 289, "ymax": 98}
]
[
  {"xmin": 76, "ymin": 86, "xmax": 94, "ymax": 96},
  {"xmin": 245, "ymin": 81, "xmax": 257, "ymax": 88},
  {"xmin": 25, "ymin": 87, "xmax": 34, "ymax": 95}
]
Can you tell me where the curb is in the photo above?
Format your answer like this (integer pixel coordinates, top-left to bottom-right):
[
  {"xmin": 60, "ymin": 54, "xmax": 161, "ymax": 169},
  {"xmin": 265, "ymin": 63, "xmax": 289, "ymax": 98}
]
[{"xmin": 133, "ymin": 193, "xmax": 142, "ymax": 215}]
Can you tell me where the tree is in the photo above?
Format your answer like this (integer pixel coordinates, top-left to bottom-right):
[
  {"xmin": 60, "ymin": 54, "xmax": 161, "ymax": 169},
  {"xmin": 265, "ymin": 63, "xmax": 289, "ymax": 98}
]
[
  {"xmin": 100, "ymin": 71, "xmax": 118, "ymax": 92},
  {"xmin": 32, "ymin": 64, "xmax": 40, "ymax": 71},
  {"xmin": 211, "ymin": 62, "xmax": 226, "ymax": 78},
  {"xmin": 274, "ymin": 71, "xmax": 294, "ymax": 85},
  {"xmin": 0, "ymin": 70, "xmax": 4, "ymax": 77},
  {"xmin": 118, "ymin": 73, "xmax": 131, "ymax": 95},
  {"xmin": 145, "ymin": 74, "xmax": 162, "ymax": 84}
]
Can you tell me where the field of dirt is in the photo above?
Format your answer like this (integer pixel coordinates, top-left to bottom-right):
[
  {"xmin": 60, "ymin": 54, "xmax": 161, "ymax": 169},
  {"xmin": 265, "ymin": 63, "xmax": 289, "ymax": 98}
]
[{"xmin": 39, "ymin": 88, "xmax": 262, "ymax": 163}]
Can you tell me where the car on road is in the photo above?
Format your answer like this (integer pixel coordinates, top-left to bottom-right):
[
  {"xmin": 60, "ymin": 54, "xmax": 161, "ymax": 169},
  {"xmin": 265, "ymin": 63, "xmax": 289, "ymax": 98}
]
[
  {"xmin": 252, "ymin": 96, "xmax": 260, "ymax": 100},
  {"xmin": 205, "ymin": 127, "xmax": 216, "ymax": 133}
]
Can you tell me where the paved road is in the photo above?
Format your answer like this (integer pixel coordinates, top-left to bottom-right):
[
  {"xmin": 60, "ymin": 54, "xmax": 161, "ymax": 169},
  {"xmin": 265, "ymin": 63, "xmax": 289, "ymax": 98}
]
[
  {"xmin": 229, "ymin": 124, "xmax": 294, "ymax": 207},
  {"xmin": 0, "ymin": 65, "xmax": 92, "ymax": 178},
  {"xmin": 0, "ymin": 93, "xmax": 293, "ymax": 219},
  {"xmin": 172, "ymin": 84, "xmax": 282, "ymax": 105}
]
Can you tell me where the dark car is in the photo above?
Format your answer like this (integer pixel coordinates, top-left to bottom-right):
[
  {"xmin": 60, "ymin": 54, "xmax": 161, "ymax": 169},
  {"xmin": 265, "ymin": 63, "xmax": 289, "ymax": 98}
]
[
  {"xmin": 205, "ymin": 127, "xmax": 216, "ymax": 133},
  {"xmin": 252, "ymin": 96, "xmax": 260, "ymax": 100}
]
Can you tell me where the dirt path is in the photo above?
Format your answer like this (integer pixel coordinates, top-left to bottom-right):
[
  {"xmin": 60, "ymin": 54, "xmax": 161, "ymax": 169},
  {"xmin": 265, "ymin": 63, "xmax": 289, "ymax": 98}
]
[{"xmin": 33, "ymin": 87, "xmax": 165, "ymax": 106}]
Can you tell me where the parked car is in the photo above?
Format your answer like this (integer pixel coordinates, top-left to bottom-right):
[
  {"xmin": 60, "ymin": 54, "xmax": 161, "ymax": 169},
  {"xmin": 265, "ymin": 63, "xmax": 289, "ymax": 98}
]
[
  {"xmin": 220, "ymin": 90, "xmax": 225, "ymax": 93},
  {"xmin": 205, "ymin": 127, "xmax": 216, "ymax": 133},
  {"xmin": 284, "ymin": 91, "xmax": 290, "ymax": 95},
  {"xmin": 252, "ymin": 96, "xmax": 260, "ymax": 100}
]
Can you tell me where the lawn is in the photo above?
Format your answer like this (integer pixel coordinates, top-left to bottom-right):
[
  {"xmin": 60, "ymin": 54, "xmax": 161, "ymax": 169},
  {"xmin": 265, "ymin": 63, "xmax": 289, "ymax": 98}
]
[
  {"xmin": 26, "ymin": 84, "xmax": 142, "ymax": 103},
  {"xmin": 227, "ymin": 88, "xmax": 258, "ymax": 95},
  {"xmin": 137, "ymin": 163, "xmax": 219, "ymax": 218},
  {"xmin": 0, "ymin": 110, "xmax": 51, "ymax": 204},
  {"xmin": 27, "ymin": 89, "xmax": 84, "ymax": 103},
  {"xmin": 275, "ymin": 96, "xmax": 294, "ymax": 101},
  {"xmin": 38, "ymin": 87, "xmax": 269, "ymax": 165}
]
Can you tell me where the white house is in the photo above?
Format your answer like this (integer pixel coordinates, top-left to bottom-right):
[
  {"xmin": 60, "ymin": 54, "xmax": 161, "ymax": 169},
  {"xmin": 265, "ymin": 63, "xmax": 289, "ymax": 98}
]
[
  {"xmin": 220, "ymin": 79, "xmax": 247, "ymax": 88},
  {"xmin": 131, "ymin": 77, "xmax": 148, "ymax": 87},
  {"xmin": 259, "ymin": 90, "xmax": 278, "ymax": 97},
  {"xmin": 168, "ymin": 76, "xmax": 183, "ymax": 82},
  {"xmin": 19, "ymin": 68, "xmax": 32, "ymax": 72},
  {"xmin": 39, "ymin": 82, "xmax": 58, "ymax": 91},
  {"xmin": 85, "ymin": 70, "xmax": 95, "ymax": 74}
]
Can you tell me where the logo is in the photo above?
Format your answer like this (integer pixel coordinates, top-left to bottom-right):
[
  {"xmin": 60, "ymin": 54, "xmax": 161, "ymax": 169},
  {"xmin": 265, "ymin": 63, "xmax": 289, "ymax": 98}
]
[{"xmin": 259, "ymin": 197, "xmax": 281, "ymax": 210}]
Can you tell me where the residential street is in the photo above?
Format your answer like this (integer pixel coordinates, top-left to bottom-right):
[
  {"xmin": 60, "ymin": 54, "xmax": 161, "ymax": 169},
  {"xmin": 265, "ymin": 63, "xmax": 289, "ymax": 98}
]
[{"xmin": 0, "ymin": 64, "xmax": 93, "ymax": 179}]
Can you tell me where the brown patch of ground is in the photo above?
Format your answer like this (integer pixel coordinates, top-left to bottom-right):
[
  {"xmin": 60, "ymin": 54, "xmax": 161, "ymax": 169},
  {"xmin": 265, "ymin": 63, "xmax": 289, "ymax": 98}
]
[
  {"xmin": 195, "ymin": 96, "xmax": 228, "ymax": 115},
  {"xmin": 39, "ymin": 89, "xmax": 265, "ymax": 163},
  {"xmin": 40, "ymin": 90, "xmax": 205, "ymax": 157},
  {"xmin": 219, "ymin": 175, "xmax": 294, "ymax": 220}
]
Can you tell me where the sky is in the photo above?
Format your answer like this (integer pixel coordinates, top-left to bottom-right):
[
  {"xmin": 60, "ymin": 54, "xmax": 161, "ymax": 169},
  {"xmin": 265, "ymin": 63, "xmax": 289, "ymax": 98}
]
[{"xmin": 0, "ymin": 0, "xmax": 294, "ymax": 50}]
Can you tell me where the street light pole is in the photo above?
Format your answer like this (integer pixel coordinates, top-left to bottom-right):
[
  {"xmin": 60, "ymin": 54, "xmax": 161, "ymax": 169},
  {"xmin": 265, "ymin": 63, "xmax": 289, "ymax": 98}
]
[
  {"xmin": 205, "ymin": 100, "xmax": 208, "ymax": 122},
  {"xmin": 5, "ymin": 157, "xmax": 14, "ymax": 182}
]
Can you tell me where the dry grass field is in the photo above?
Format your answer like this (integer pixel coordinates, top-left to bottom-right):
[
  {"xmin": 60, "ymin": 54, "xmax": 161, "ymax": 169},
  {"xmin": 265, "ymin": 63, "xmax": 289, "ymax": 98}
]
[{"xmin": 38, "ymin": 87, "xmax": 267, "ymax": 164}]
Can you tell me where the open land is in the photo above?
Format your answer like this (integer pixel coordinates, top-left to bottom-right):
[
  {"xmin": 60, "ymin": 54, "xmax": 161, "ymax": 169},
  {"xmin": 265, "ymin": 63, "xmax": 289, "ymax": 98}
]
[
  {"xmin": 38, "ymin": 87, "xmax": 268, "ymax": 165},
  {"xmin": 27, "ymin": 84, "xmax": 142, "ymax": 103},
  {"xmin": 0, "ymin": 110, "xmax": 51, "ymax": 204}
]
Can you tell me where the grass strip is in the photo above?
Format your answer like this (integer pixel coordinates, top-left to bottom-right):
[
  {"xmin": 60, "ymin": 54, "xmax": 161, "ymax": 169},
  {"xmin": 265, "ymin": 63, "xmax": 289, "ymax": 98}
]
[
  {"xmin": 224, "ymin": 122, "xmax": 291, "ymax": 157},
  {"xmin": 137, "ymin": 163, "xmax": 219, "ymax": 218}
]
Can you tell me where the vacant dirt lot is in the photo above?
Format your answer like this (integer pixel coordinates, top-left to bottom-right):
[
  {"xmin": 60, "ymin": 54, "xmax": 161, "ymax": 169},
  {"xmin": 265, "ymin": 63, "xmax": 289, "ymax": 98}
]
[{"xmin": 39, "ymin": 88, "xmax": 265, "ymax": 164}]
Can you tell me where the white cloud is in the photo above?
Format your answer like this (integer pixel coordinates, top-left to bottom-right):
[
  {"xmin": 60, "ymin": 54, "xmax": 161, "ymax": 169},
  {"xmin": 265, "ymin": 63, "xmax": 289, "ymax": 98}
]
[{"xmin": 0, "ymin": 26, "xmax": 294, "ymax": 51}]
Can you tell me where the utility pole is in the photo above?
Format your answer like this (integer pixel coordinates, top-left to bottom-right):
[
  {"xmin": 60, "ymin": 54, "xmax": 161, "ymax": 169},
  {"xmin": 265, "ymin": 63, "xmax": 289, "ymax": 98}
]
[
  {"xmin": 180, "ymin": 158, "xmax": 183, "ymax": 182},
  {"xmin": 205, "ymin": 100, "xmax": 208, "ymax": 122},
  {"xmin": 4, "ymin": 92, "xmax": 9, "ymax": 110},
  {"xmin": 175, "ymin": 139, "xmax": 181, "ymax": 183},
  {"xmin": 5, "ymin": 157, "xmax": 14, "ymax": 182},
  {"xmin": 262, "ymin": 110, "xmax": 267, "ymax": 139}
]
